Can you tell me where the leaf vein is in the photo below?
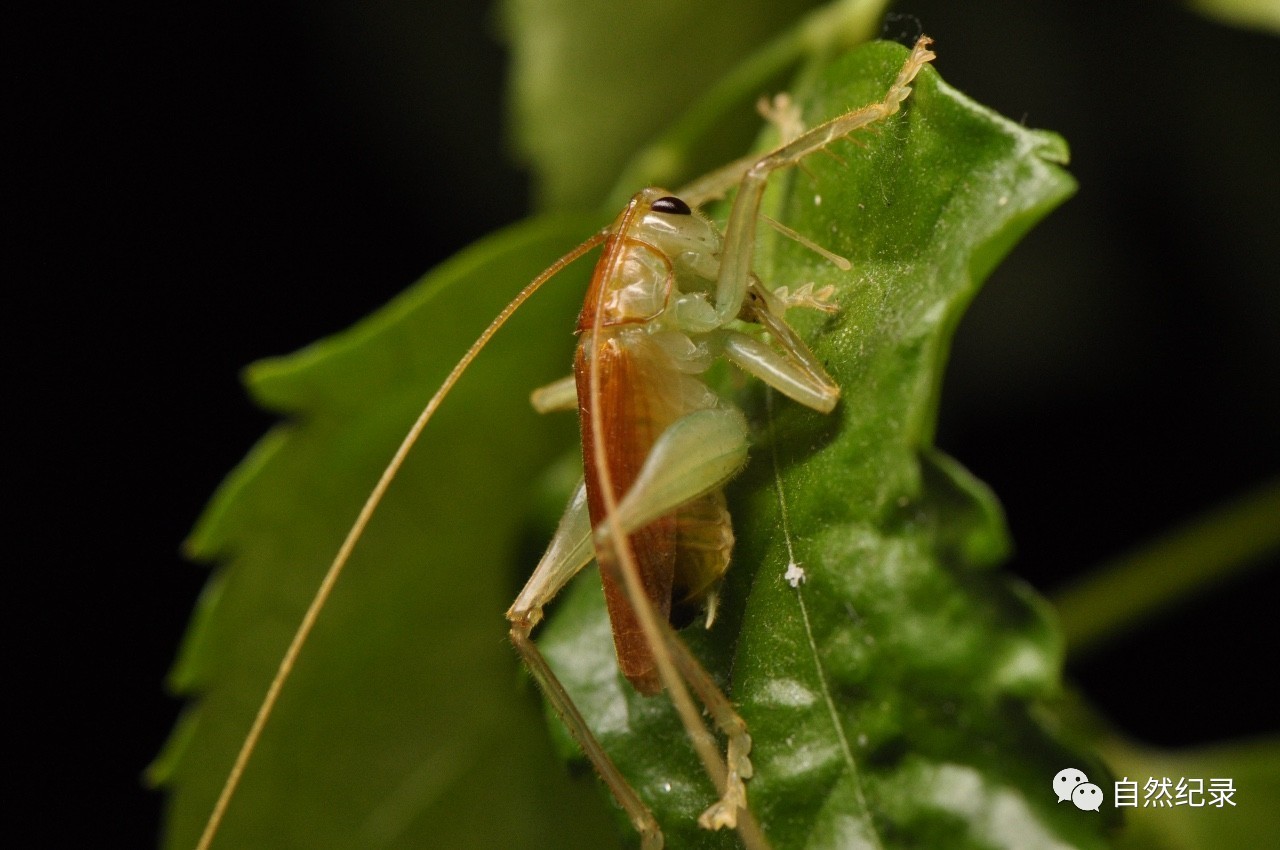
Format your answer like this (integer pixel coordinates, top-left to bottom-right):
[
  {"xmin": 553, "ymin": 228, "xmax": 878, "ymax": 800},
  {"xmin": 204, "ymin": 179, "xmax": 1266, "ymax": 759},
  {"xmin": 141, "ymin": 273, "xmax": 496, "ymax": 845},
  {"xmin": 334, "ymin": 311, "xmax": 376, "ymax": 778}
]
[{"xmin": 766, "ymin": 389, "xmax": 883, "ymax": 850}]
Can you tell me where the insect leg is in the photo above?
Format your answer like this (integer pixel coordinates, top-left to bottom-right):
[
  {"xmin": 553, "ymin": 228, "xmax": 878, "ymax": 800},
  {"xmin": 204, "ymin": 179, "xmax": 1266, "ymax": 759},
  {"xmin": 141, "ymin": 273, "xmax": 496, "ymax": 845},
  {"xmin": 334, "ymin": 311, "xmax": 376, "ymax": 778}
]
[
  {"xmin": 506, "ymin": 631, "xmax": 664, "ymax": 849},
  {"xmin": 522, "ymin": 409, "xmax": 762, "ymax": 844},
  {"xmin": 710, "ymin": 277, "xmax": 843, "ymax": 413},
  {"xmin": 591, "ymin": 408, "xmax": 774, "ymax": 843},
  {"xmin": 507, "ymin": 481, "xmax": 664, "ymax": 849},
  {"xmin": 655, "ymin": 621, "xmax": 755, "ymax": 831},
  {"xmin": 668, "ymin": 93, "xmax": 808, "ymax": 209},
  {"xmin": 718, "ymin": 330, "xmax": 839, "ymax": 413},
  {"xmin": 509, "ymin": 480, "xmax": 593, "ymax": 627},
  {"xmin": 710, "ymin": 35, "xmax": 935, "ymax": 323},
  {"xmin": 529, "ymin": 374, "xmax": 578, "ymax": 413}
]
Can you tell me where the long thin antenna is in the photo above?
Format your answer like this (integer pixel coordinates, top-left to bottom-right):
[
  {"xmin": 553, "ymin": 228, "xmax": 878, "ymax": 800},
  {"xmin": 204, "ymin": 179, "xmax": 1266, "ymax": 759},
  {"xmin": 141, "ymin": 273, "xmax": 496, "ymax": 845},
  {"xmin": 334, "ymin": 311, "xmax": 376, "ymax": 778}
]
[
  {"xmin": 584, "ymin": 203, "xmax": 769, "ymax": 850},
  {"xmin": 585, "ymin": 204, "xmax": 723, "ymax": 778},
  {"xmin": 194, "ymin": 231, "xmax": 605, "ymax": 850}
]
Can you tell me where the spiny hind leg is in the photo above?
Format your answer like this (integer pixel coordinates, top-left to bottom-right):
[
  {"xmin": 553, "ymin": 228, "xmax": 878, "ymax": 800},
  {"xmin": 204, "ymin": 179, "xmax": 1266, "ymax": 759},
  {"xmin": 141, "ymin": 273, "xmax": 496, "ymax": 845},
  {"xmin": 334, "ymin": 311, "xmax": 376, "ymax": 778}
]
[
  {"xmin": 508, "ymin": 621, "xmax": 664, "ymax": 850},
  {"xmin": 677, "ymin": 36, "xmax": 934, "ymax": 212},
  {"xmin": 507, "ymin": 481, "xmax": 664, "ymax": 849},
  {"xmin": 595, "ymin": 408, "xmax": 767, "ymax": 838},
  {"xmin": 747, "ymin": 35, "xmax": 935, "ymax": 184},
  {"xmin": 710, "ymin": 36, "xmax": 935, "ymax": 322},
  {"xmin": 647, "ymin": 617, "xmax": 757, "ymax": 832},
  {"xmin": 511, "ymin": 410, "xmax": 758, "ymax": 846}
]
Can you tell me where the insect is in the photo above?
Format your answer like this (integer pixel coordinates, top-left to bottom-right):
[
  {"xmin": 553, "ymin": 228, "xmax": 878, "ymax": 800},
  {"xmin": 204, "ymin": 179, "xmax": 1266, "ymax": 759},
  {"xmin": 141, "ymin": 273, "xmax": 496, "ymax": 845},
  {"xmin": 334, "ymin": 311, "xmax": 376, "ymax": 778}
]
[{"xmin": 194, "ymin": 35, "xmax": 935, "ymax": 850}]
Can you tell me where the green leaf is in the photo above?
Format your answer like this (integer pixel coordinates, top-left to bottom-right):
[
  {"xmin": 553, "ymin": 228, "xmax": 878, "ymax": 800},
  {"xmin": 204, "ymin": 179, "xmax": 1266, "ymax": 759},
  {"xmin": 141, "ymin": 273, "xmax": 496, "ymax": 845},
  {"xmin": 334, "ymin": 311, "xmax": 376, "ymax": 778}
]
[
  {"xmin": 155, "ymin": 216, "xmax": 620, "ymax": 849},
  {"xmin": 537, "ymin": 41, "xmax": 1094, "ymax": 848},
  {"xmin": 1106, "ymin": 735, "xmax": 1280, "ymax": 850},
  {"xmin": 158, "ymin": 38, "xmax": 1090, "ymax": 850}
]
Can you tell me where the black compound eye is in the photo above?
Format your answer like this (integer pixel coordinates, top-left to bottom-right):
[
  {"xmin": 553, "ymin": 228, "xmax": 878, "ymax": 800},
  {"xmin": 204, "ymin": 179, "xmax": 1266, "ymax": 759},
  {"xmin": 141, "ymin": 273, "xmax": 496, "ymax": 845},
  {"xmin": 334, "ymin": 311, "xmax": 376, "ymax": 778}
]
[{"xmin": 651, "ymin": 196, "xmax": 692, "ymax": 215}]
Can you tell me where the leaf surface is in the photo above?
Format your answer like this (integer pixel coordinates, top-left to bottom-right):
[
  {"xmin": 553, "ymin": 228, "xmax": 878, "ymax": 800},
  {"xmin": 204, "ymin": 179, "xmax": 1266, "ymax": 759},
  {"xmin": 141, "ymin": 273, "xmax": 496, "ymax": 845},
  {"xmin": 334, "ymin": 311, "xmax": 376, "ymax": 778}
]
[
  {"xmin": 156, "ymin": 216, "xmax": 620, "ymax": 849},
  {"xmin": 538, "ymin": 41, "xmax": 1100, "ymax": 849}
]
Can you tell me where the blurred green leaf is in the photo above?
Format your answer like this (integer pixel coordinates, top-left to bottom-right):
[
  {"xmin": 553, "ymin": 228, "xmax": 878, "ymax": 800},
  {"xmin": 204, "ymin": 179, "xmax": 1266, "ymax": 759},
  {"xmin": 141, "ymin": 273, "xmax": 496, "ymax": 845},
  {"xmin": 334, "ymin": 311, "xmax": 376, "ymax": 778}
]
[
  {"xmin": 1191, "ymin": 0, "xmax": 1280, "ymax": 35},
  {"xmin": 500, "ymin": 0, "xmax": 893, "ymax": 210},
  {"xmin": 1054, "ymin": 479, "xmax": 1280, "ymax": 658},
  {"xmin": 1106, "ymin": 735, "xmax": 1280, "ymax": 850}
]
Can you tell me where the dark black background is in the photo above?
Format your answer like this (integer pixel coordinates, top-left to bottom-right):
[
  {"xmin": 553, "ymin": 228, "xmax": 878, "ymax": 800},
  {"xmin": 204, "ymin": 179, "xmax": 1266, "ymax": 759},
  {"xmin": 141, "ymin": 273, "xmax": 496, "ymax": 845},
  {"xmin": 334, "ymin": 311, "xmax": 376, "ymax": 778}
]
[{"xmin": 20, "ymin": 1, "xmax": 1278, "ymax": 845}]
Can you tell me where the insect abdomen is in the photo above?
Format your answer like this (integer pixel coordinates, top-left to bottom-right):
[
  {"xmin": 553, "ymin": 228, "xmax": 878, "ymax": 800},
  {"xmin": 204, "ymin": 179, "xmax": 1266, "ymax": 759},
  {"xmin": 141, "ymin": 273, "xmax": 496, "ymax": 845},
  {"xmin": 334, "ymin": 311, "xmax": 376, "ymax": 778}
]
[{"xmin": 576, "ymin": 333, "xmax": 678, "ymax": 695}]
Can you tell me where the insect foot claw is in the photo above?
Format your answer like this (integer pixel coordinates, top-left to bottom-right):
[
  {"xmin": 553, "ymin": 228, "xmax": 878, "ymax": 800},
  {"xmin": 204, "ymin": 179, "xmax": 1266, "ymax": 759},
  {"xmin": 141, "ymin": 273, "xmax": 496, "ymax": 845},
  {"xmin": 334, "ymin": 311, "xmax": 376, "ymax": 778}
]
[
  {"xmin": 697, "ymin": 727, "xmax": 754, "ymax": 831},
  {"xmin": 773, "ymin": 282, "xmax": 840, "ymax": 314},
  {"xmin": 697, "ymin": 777, "xmax": 747, "ymax": 831}
]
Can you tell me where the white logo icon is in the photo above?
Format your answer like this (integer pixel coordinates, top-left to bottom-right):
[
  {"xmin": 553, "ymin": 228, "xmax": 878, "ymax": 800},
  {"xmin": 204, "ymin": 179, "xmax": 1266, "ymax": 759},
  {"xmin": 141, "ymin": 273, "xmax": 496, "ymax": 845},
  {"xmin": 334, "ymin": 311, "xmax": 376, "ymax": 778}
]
[
  {"xmin": 1072, "ymin": 782, "xmax": 1104, "ymax": 811},
  {"xmin": 1053, "ymin": 767, "xmax": 1089, "ymax": 803},
  {"xmin": 1054, "ymin": 768, "xmax": 1105, "ymax": 811}
]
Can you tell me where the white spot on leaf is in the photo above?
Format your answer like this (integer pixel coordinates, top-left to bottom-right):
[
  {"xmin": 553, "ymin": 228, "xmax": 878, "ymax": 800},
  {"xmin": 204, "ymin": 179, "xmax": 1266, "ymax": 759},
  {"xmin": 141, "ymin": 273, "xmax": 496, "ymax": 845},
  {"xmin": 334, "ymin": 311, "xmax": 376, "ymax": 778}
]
[
  {"xmin": 784, "ymin": 562, "xmax": 807, "ymax": 587},
  {"xmin": 755, "ymin": 677, "xmax": 817, "ymax": 708}
]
